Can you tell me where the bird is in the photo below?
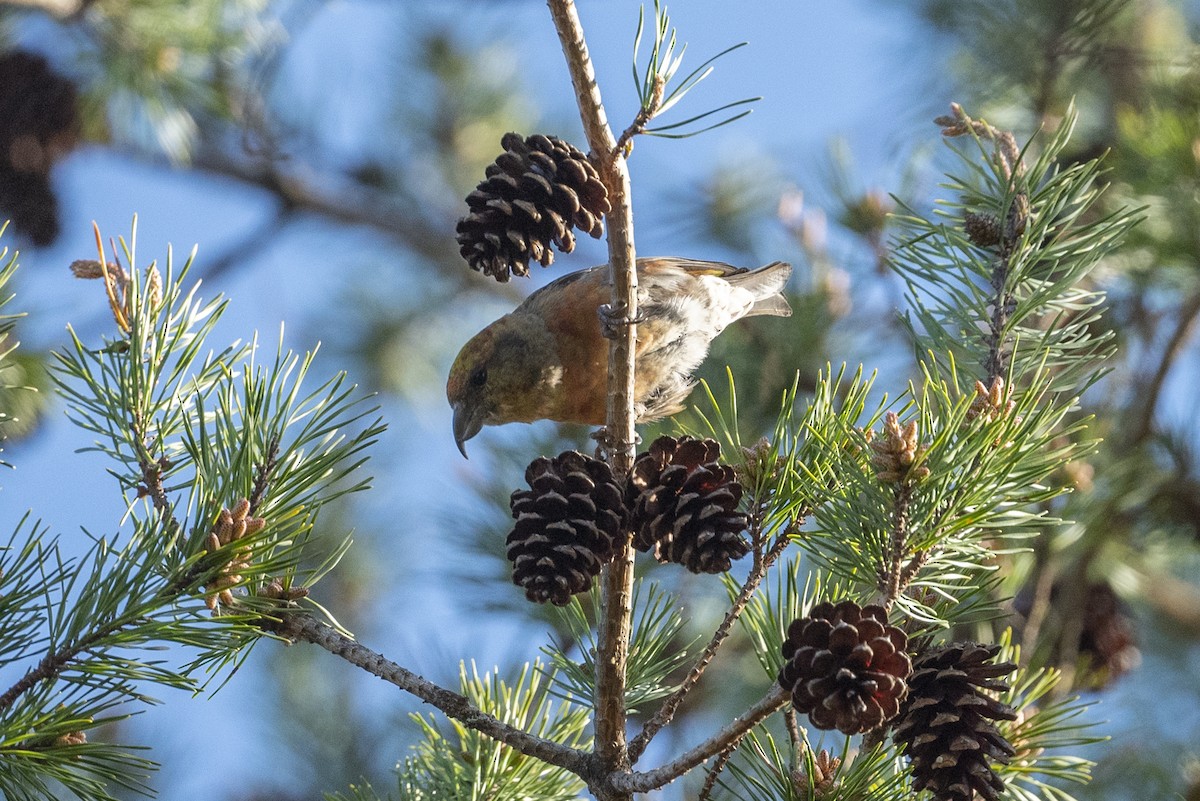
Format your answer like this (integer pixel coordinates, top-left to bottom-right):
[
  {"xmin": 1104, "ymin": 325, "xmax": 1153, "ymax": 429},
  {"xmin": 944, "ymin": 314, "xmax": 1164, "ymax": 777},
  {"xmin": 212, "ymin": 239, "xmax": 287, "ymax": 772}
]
[{"xmin": 447, "ymin": 257, "xmax": 792, "ymax": 457}]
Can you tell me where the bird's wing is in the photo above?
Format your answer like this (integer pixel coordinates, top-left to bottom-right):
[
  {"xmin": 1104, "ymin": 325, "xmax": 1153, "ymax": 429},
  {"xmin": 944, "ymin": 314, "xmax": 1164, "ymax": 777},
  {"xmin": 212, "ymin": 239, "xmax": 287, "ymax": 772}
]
[{"xmin": 637, "ymin": 256, "xmax": 748, "ymax": 278}]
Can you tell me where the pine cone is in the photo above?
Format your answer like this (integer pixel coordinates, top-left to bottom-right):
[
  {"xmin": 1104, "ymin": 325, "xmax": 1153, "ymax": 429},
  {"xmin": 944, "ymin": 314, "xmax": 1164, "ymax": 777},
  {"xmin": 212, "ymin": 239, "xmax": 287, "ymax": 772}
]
[
  {"xmin": 456, "ymin": 132, "xmax": 610, "ymax": 282},
  {"xmin": 0, "ymin": 170, "xmax": 59, "ymax": 246},
  {"xmin": 0, "ymin": 50, "xmax": 80, "ymax": 174},
  {"xmin": 963, "ymin": 212, "xmax": 1001, "ymax": 248},
  {"xmin": 627, "ymin": 435, "xmax": 749, "ymax": 574},
  {"xmin": 790, "ymin": 748, "xmax": 842, "ymax": 800},
  {"xmin": 507, "ymin": 451, "xmax": 625, "ymax": 605},
  {"xmin": 0, "ymin": 49, "xmax": 79, "ymax": 246},
  {"xmin": 778, "ymin": 601, "xmax": 911, "ymax": 734},
  {"xmin": 893, "ymin": 642, "xmax": 1018, "ymax": 801}
]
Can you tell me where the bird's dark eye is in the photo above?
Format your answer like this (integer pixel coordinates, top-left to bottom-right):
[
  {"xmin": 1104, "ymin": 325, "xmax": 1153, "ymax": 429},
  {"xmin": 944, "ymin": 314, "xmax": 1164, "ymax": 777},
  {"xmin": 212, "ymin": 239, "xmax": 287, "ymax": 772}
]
[{"xmin": 469, "ymin": 366, "xmax": 488, "ymax": 387}]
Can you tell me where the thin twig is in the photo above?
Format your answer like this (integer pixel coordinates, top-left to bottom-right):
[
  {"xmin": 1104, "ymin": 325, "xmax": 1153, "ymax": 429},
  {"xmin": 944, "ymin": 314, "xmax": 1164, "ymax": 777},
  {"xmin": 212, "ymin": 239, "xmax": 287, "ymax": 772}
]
[
  {"xmin": 200, "ymin": 206, "xmax": 297, "ymax": 285},
  {"xmin": 983, "ymin": 249, "xmax": 1014, "ymax": 385},
  {"xmin": 183, "ymin": 146, "xmax": 463, "ymax": 269},
  {"xmin": 610, "ymin": 686, "xmax": 788, "ymax": 795},
  {"xmin": 783, "ymin": 706, "xmax": 802, "ymax": 754},
  {"xmin": 247, "ymin": 436, "xmax": 281, "ymax": 516},
  {"xmin": 696, "ymin": 736, "xmax": 741, "ymax": 801},
  {"xmin": 614, "ymin": 74, "xmax": 665, "ymax": 157},
  {"xmin": 546, "ymin": 0, "xmax": 639, "ymax": 787},
  {"xmin": 629, "ymin": 529, "xmax": 792, "ymax": 763},
  {"xmin": 1129, "ymin": 288, "xmax": 1200, "ymax": 444},
  {"xmin": 266, "ymin": 611, "xmax": 593, "ymax": 777},
  {"xmin": 0, "ymin": 630, "xmax": 109, "ymax": 713},
  {"xmin": 879, "ymin": 483, "xmax": 913, "ymax": 610}
]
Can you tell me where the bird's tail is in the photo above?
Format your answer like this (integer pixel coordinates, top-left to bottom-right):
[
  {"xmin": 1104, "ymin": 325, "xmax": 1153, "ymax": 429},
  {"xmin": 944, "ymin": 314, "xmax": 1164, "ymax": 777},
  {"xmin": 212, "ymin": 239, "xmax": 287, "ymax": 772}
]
[{"xmin": 732, "ymin": 261, "xmax": 792, "ymax": 317}]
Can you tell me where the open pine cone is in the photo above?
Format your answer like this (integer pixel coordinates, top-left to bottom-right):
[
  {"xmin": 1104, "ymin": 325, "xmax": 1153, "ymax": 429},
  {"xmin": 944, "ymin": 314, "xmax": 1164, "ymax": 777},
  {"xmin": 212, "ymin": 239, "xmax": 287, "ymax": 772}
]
[
  {"xmin": 507, "ymin": 451, "xmax": 625, "ymax": 605},
  {"xmin": 456, "ymin": 132, "xmax": 610, "ymax": 282},
  {"xmin": 627, "ymin": 435, "xmax": 749, "ymax": 574},
  {"xmin": 778, "ymin": 600, "xmax": 911, "ymax": 735},
  {"xmin": 0, "ymin": 50, "xmax": 80, "ymax": 245},
  {"xmin": 892, "ymin": 642, "xmax": 1018, "ymax": 801}
]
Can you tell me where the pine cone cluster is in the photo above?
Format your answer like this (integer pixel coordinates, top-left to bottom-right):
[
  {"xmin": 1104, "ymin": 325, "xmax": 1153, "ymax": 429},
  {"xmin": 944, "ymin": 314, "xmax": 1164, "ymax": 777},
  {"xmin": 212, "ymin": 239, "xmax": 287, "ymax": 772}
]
[
  {"xmin": 456, "ymin": 132, "xmax": 610, "ymax": 282},
  {"xmin": 0, "ymin": 50, "xmax": 80, "ymax": 245},
  {"xmin": 790, "ymin": 748, "xmax": 842, "ymax": 800},
  {"xmin": 869, "ymin": 411, "xmax": 929, "ymax": 484},
  {"xmin": 204, "ymin": 499, "xmax": 266, "ymax": 613},
  {"xmin": 893, "ymin": 642, "xmax": 1018, "ymax": 801},
  {"xmin": 507, "ymin": 451, "xmax": 624, "ymax": 605},
  {"xmin": 966, "ymin": 376, "xmax": 1016, "ymax": 424},
  {"xmin": 627, "ymin": 435, "xmax": 750, "ymax": 574},
  {"xmin": 777, "ymin": 601, "xmax": 911, "ymax": 735}
]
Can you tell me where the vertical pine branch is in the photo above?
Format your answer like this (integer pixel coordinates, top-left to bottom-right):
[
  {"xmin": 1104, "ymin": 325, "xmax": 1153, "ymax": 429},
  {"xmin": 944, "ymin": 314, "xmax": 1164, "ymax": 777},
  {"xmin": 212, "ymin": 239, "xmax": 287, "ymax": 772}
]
[{"xmin": 546, "ymin": 0, "xmax": 638, "ymax": 788}]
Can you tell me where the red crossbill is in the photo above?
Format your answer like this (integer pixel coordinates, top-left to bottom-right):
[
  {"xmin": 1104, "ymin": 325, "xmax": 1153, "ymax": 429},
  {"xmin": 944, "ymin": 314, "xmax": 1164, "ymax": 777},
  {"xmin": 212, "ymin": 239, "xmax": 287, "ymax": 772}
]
[{"xmin": 447, "ymin": 257, "xmax": 792, "ymax": 457}]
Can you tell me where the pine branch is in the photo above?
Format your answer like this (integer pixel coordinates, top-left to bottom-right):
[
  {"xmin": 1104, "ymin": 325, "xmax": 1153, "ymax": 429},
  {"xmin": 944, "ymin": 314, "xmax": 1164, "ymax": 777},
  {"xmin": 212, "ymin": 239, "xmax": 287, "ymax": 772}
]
[
  {"xmin": 0, "ymin": 629, "xmax": 111, "ymax": 714},
  {"xmin": 265, "ymin": 612, "xmax": 593, "ymax": 777},
  {"xmin": 247, "ymin": 435, "xmax": 281, "ymax": 517},
  {"xmin": 609, "ymin": 686, "xmax": 788, "ymax": 795},
  {"xmin": 130, "ymin": 410, "xmax": 175, "ymax": 526},
  {"xmin": 0, "ymin": 553, "xmax": 210, "ymax": 717},
  {"xmin": 628, "ymin": 526, "xmax": 791, "ymax": 763},
  {"xmin": 696, "ymin": 739, "xmax": 739, "ymax": 801},
  {"xmin": 546, "ymin": 1, "xmax": 639, "ymax": 787},
  {"xmin": 879, "ymin": 482, "xmax": 914, "ymax": 608}
]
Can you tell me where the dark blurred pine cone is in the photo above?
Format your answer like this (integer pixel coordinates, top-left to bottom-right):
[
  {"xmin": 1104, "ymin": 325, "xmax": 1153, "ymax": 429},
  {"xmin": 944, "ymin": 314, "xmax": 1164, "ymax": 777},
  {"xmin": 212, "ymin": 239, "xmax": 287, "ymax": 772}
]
[
  {"xmin": 0, "ymin": 49, "xmax": 80, "ymax": 246},
  {"xmin": 456, "ymin": 132, "xmax": 610, "ymax": 282},
  {"xmin": 963, "ymin": 211, "xmax": 1001, "ymax": 248},
  {"xmin": 1079, "ymin": 582, "xmax": 1139, "ymax": 686},
  {"xmin": 0, "ymin": 171, "xmax": 59, "ymax": 246},
  {"xmin": 893, "ymin": 642, "xmax": 1018, "ymax": 801},
  {"xmin": 507, "ymin": 451, "xmax": 625, "ymax": 605},
  {"xmin": 777, "ymin": 600, "xmax": 911, "ymax": 734},
  {"xmin": 627, "ymin": 435, "xmax": 749, "ymax": 574}
]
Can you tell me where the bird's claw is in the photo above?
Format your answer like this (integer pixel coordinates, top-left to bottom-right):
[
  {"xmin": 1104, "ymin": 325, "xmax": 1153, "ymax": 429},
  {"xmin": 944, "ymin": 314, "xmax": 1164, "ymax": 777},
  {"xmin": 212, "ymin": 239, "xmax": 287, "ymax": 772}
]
[
  {"xmin": 598, "ymin": 303, "xmax": 646, "ymax": 339},
  {"xmin": 591, "ymin": 426, "xmax": 642, "ymax": 460}
]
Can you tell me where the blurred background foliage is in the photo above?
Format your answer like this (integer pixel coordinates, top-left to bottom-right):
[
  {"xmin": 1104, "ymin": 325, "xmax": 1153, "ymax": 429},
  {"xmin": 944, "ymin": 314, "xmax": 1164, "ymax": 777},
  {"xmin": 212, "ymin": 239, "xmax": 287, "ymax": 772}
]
[{"xmin": 1, "ymin": 0, "xmax": 1199, "ymax": 799}]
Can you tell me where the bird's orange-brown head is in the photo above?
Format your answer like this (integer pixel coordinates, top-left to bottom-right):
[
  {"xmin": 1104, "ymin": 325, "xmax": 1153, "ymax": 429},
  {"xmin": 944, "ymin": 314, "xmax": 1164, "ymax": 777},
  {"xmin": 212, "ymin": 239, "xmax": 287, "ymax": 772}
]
[{"xmin": 446, "ymin": 313, "xmax": 561, "ymax": 457}]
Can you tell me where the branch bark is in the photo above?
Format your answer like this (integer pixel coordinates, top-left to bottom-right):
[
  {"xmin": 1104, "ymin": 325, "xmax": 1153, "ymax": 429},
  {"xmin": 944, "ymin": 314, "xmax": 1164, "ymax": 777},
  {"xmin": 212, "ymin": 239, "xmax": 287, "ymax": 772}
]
[
  {"xmin": 609, "ymin": 686, "xmax": 788, "ymax": 795},
  {"xmin": 546, "ymin": 1, "xmax": 639, "ymax": 791},
  {"xmin": 628, "ymin": 531, "xmax": 790, "ymax": 763},
  {"xmin": 266, "ymin": 612, "xmax": 592, "ymax": 777}
]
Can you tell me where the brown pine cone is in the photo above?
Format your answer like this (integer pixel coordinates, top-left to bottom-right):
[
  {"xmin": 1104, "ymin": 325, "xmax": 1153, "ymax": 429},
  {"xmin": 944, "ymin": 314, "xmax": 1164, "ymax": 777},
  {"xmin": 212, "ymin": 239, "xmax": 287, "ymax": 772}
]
[
  {"xmin": 507, "ymin": 451, "xmax": 625, "ymax": 605},
  {"xmin": 627, "ymin": 435, "xmax": 749, "ymax": 574},
  {"xmin": 963, "ymin": 211, "xmax": 1002, "ymax": 248},
  {"xmin": 1078, "ymin": 582, "xmax": 1139, "ymax": 686},
  {"xmin": 456, "ymin": 132, "xmax": 610, "ymax": 282},
  {"xmin": 893, "ymin": 642, "xmax": 1018, "ymax": 801},
  {"xmin": 0, "ymin": 50, "xmax": 80, "ymax": 173},
  {"xmin": 777, "ymin": 600, "xmax": 911, "ymax": 734},
  {"xmin": 0, "ymin": 171, "xmax": 59, "ymax": 246},
  {"xmin": 0, "ymin": 49, "xmax": 80, "ymax": 246}
]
